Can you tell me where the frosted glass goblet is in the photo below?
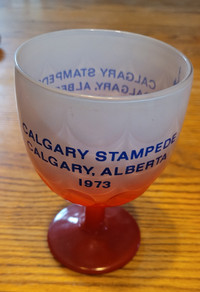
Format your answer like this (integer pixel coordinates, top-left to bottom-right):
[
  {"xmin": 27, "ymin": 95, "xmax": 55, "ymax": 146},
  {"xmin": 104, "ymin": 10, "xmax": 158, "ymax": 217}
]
[{"xmin": 15, "ymin": 29, "xmax": 193, "ymax": 274}]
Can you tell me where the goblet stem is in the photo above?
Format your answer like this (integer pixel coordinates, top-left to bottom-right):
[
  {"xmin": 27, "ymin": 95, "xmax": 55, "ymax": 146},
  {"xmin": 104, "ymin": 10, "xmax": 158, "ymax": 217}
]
[
  {"xmin": 48, "ymin": 204, "xmax": 140, "ymax": 274},
  {"xmin": 84, "ymin": 206, "xmax": 105, "ymax": 232}
]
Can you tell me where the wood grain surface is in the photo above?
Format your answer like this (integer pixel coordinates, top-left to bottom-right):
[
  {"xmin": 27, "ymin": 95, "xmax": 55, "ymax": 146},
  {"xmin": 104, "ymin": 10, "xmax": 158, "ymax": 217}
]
[{"xmin": 0, "ymin": 1, "xmax": 200, "ymax": 291}]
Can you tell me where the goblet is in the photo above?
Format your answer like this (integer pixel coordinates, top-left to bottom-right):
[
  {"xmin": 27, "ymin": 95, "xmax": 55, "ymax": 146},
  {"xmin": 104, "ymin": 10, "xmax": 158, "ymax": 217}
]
[{"xmin": 15, "ymin": 29, "xmax": 193, "ymax": 274}]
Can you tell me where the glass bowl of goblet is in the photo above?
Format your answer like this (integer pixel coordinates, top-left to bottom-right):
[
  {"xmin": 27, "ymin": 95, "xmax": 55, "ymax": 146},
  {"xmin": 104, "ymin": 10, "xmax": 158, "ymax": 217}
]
[{"xmin": 15, "ymin": 29, "xmax": 193, "ymax": 274}]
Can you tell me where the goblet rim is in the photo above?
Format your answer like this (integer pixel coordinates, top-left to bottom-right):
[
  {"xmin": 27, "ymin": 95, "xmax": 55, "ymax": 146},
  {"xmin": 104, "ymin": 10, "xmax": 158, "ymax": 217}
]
[{"xmin": 15, "ymin": 28, "xmax": 193, "ymax": 103}]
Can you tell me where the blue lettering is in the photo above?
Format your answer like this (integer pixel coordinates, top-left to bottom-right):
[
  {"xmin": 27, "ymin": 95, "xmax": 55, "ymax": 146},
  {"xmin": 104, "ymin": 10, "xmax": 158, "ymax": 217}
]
[
  {"xmin": 126, "ymin": 72, "xmax": 134, "ymax": 82},
  {"xmin": 84, "ymin": 82, "xmax": 91, "ymax": 90},
  {"xmin": 74, "ymin": 69, "xmax": 81, "ymax": 78},
  {"xmin": 155, "ymin": 142, "xmax": 163, "ymax": 153},
  {"xmin": 72, "ymin": 164, "xmax": 82, "ymax": 173},
  {"xmin": 61, "ymin": 84, "xmax": 67, "ymax": 90},
  {"xmin": 137, "ymin": 89, "xmax": 142, "ymax": 95},
  {"xmin": 131, "ymin": 149, "xmax": 144, "ymax": 159},
  {"xmin": 80, "ymin": 68, "xmax": 87, "ymax": 76},
  {"xmin": 117, "ymin": 71, "xmax": 125, "ymax": 80},
  {"xmin": 48, "ymin": 156, "xmax": 58, "ymax": 167},
  {"xmin": 43, "ymin": 138, "xmax": 52, "ymax": 150},
  {"xmin": 54, "ymin": 144, "xmax": 64, "ymax": 155},
  {"xmin": 145, "ymin": 160, "xmax": 154, "ymax": 169},
  {"xmin": 100, "ymin": 68, "xmax": 108, "ymax": 77},
  {"xmin": 156, "ymin": 155, "xmax": 163, "ymax": 164},
  {"xmin": 60, "ymin": 161, "xmax": 70, "ymax": 171},
  {"xmin": 96, "ymin": 82, "xmax": 103, "ymax": 90},
  {"xmin": 68, "ymin": 83, "xmax": 74, "ymax": 91},
  {"xmin": 22, "ymin": 122, "xmax": 28, "ymax": 134},
  {"xmin": 163, "ymin": 138, "xmax": 171, "ymax": 149},
  {"xmin": 141, "ymin": 77, "xmax": 148, "ymax": 87},
  {"xmin": 41, "ymin": 152, "xmax": 48, "ymax": 162},
  {"xmin": 108, "ymin": 151, "xmax": 119, "ymax": 161},
  {"xmin": 161, "ymin": 153, "xmax": 167, "ymax": 162},
  {"xmin": 129, "ymin": 88, "xmax": 136, "ymax": 95},
  {"xmin": 56, "ymin": 71, "xmax": 62, "ymax": 80},
  {"xmin": 149, "ymin": 79, "xmax": 156, "ymax": 90},
  {"xmin": 125, "ymin": 165, "xmax": 135, "ymax": 174},
  {"xmin": 117, "ymin": 151, "xmax": 129, "ymax": 161},
  {"xmin": 136, "ymin": 163, "xmax": 145, "ymax": 172},
  {"xmin": 114, "ymin": 167, "xmax": 123, "ymax": 175},
  {"xmin": 145, "ymin": 146, "xmax": 154, "ymax": 156},
  {"xmin": 82, "ymin": 166, "xmax": 94, "ymax": 175},
  {"xmin": 88, "ymin": 68, "xmax": 95, "ymax": 77},
  {"xmin": 76, "ymin": 82, "xmax": 82, "ymax": 91},
  {"xmin": 49, "ymin": 74, "xmax": 54, "ymax": 84},
  {"xmin": 28, "ymin": 130, "xmax": 35, "ymax": 141},
  {"xmin": 100, "ymin": 167, "xmax": 112, "ymax": 176},
  {"xmin": 34, "ymin": 147, "xmax": 40, "ymax": 158},
  {"xmin": 35, "ymin": 134, "xmax": 42, "ymax": 146},
  {"xmin": 112, "ymin": 83, "xmax": 120, "ymax": 92},
  {"xmin": 77, "ymin": 149, "xmax": 89, "ymax": 159},
  {"xmin": 63, "ymin": 70, "xmax": 72, "ymax": 79},
  {"xmin": 171, "ymin": 133, "xmax": 177, "ymax": 143},
  {"xmin": 135, "ymin": 75, "xmax": 141, "ymax": 84},
  {"xmin": 66, "ymin": 147, "xmax": 76, "ymax": 158},
  {"xmin": 108, "ymin": 69, "xmax": 116, "ymax": 78},
  {"xmin": 41, "ymin": 76, "xmax": 49, "ymax": 84},
  {"xmin": 96, "ymin": 151, "xmax": 107, "ymax": 162},
  {"xmin": 121, "ymin": 85, "xmax": 129, "ymax": 94},
  {"xmin": 104, "ymin": 83, "xmax": 111, "ymax": 91}
]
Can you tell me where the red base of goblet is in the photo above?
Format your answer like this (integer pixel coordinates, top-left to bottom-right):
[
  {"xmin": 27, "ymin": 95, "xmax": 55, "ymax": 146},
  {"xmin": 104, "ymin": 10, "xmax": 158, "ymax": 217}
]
[{"xmin": 48, "ymin": 204, "xmax": 140, "ymax": 274}]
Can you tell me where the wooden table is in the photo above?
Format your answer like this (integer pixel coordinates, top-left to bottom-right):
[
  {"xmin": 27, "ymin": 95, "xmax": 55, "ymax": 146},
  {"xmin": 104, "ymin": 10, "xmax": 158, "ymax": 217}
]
[{"xmin": 0, "ymin": 1, "xmax": 200, "ymax": 291}]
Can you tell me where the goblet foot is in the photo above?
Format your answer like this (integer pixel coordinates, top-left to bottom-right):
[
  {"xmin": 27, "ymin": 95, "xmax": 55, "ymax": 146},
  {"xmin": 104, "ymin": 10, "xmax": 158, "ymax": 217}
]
[{"xmin": 48, "ymin": 204, "xmax": 140, "ymax": 274}]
